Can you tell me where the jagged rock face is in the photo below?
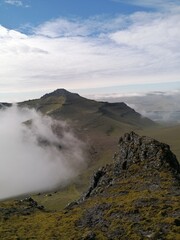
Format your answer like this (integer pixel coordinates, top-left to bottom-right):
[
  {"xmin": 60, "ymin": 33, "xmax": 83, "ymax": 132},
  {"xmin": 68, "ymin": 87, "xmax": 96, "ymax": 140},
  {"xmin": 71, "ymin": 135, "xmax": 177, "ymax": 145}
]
[
  {"xmin": 114, "ymin": 132, "xmax": 180, "ymax": 175},
  {"xmin": 79, "ymin": 132, "xmax": 180, "ymax": 201},
  {"xmin": 72, "ymin": 133, "xmax": 180, "ymax": 239}
]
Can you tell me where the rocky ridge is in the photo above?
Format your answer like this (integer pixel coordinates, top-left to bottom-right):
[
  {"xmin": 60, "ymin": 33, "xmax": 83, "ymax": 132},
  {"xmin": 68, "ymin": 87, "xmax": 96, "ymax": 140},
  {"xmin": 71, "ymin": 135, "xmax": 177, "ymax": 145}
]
[
  {"xmin": 67, "ymin": 132, "xmax": 180, "ymax": 239},
  {"xmin": 71, "ymin": 132, "xmax": 180, "ymax": 204}
]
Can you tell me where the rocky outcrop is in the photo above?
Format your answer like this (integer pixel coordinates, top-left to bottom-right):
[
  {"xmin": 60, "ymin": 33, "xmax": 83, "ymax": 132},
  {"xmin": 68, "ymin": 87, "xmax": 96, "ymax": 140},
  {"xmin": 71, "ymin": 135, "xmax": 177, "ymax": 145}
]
[
  {"xmin": 79, "ymin": 132, "xmax": 180, "ymax": 201},
  {"xmin": 0, "ymin": 197, "xmax": 44, "ymax": 221},
  {"xmin": 71, "ymin": 132, "xmax": 180, "ymax": 239},
  {"xmin": 114, "ymin": 131, "xmax": 180, "ymax": 175}
]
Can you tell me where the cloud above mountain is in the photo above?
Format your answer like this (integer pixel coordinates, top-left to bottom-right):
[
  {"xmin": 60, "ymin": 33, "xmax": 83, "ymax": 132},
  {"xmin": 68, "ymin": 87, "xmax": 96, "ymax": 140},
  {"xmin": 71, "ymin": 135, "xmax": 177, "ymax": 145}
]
[
  {"xmin": 0, "ymin": 106, "xmax": 86, "ymax": 200},
  {"xmin": 0, "ymin": 1, "xmax": 180, "ymax": 101}
]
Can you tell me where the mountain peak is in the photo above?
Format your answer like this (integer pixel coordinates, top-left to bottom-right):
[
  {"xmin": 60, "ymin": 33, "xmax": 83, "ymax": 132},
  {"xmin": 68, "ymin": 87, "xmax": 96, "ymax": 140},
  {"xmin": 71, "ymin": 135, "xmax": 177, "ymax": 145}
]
[
  {"xmin": 41, "ymin": 88, "xmax": 81, "ymax": 99},
  {"xmin": 20, "ymin": 88, "xmax": 156, "ymax": 128}
]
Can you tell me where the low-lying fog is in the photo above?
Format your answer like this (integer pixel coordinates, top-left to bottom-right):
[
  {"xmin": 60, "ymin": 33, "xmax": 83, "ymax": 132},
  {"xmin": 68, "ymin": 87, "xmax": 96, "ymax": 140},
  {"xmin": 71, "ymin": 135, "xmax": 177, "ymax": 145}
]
[
  {"xmin": 93, "ymin": 91, "xmax": 180, "ymax": 124},
  {"xmin": 0, "ymin": 106, "xmax": 86, "ymax": 200}
]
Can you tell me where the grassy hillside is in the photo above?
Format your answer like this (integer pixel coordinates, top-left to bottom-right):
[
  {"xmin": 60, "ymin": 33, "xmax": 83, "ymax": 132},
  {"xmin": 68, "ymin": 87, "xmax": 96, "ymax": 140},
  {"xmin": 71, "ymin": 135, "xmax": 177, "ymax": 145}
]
[{"xmin": 19, "ymin": 89, "xmax": 155, "ymax": 130}]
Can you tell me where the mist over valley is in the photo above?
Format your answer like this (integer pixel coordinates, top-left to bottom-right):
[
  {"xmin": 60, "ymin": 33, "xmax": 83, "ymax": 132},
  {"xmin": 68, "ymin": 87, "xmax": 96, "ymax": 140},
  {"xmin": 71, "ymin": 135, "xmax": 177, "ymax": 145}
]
[{"xmin": 0, "ymin": 104, "xmax": 86, "ymax": 200}]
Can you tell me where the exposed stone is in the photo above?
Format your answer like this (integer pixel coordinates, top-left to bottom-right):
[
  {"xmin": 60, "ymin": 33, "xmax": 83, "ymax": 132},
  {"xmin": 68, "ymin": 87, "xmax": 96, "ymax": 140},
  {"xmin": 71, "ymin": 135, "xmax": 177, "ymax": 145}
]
[
  {"xmin": 73, "ymin": 132, "xmax": 180, "ymax": 239},
  {"xmin": 0, "ymin": 197, "xmax": 45, "ymax": 220},
  {"xmin": 79, "ymin": 132, "xmax": 180, "ymax": 203},
  {"xmin": 81, "ymin": 232, "xmax": 97, "ymax": 240},
  {"xmin": 114, "ymin": 132, "xmax": 180, "ymax": 176}
]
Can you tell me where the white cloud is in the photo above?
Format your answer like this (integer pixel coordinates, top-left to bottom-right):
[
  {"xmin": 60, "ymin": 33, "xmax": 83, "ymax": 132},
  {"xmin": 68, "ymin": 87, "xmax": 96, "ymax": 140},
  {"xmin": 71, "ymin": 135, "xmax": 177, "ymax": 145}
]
[
  {"xmin": 34, "ymin": 16, "xmax": 128, "ymax": 38},
  {"xmin": 4, "ymin": 0, "xmax": 30, "ymax": 7},
  {"xmin": 92, "ymin": 90, "xmax": 180, "ymax": 124},
  {"xmin": 5, "ymin": 0, "xmax": 23, "ymax": 6},
  {"xmin": 0, "ymin": 4, "xmax": 180, "ymax": 101},
  {"xmin": 110, "ymin": 12, "xmax": 180, "ymax": 72},
  {"xmin": 0, "ymin": 106, "xmax": 86, "ymax": 199}
]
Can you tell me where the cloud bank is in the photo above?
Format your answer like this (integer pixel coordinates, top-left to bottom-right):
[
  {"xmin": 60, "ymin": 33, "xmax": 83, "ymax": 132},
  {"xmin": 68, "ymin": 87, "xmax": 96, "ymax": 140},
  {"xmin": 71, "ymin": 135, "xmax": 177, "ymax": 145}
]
[
  {"xmin": 0, "ymin": 1, "xmax": 180, "ymax": 101},
  {"xmin": 0, "ymin": 106, "xmax": 86, "ymax": 200},
  {"xmin": 94, "ymin": 90, "xmax": 180, "ymax": 124}
]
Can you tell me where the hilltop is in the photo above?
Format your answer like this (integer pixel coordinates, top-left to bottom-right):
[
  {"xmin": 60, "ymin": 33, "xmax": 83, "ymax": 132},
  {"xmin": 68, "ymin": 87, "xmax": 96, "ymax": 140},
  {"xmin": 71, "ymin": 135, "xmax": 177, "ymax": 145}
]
[
  {"xmin": 19, "ymin": 89, "xmax": 155, "ymax": 130},
  {"xmin": 0, "ymin": 132, "xmax": 179, "ymax": 239}
]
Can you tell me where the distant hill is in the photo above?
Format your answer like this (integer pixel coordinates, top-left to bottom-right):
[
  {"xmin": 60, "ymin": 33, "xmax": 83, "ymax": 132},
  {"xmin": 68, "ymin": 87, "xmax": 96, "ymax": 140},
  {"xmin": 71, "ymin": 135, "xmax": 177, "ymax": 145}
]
[
  {"xmin": 0, "ymin": 132, "xmax": 179, "ymax": 239},
  {"xmin": 19, "ymin": 89, "xmax": 155, "ymax": 131},
  {"xmin": 0, "ymin": 102, "xmax": 12, "ymax": 109}
]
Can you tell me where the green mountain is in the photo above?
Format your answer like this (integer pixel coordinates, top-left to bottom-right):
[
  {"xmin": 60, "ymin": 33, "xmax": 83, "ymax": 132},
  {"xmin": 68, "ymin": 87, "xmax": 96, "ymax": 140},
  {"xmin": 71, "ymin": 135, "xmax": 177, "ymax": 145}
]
[
  {"xmin": 19, "ymin": 89, "xmax": 156, "ymax": 174},
  {"xmin": 0, "ymin": 132, "xmax": 179, "ymax": 239},
  {"xmin": 19, "ymin": 89, "xmax": 155, "ymax": 130}
]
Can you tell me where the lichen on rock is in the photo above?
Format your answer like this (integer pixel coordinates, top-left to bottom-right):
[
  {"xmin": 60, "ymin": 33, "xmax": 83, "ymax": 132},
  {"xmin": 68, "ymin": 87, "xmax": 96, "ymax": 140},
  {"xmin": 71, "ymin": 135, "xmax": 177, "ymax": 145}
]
[{"xmin": 114, "ymin": 131, "xmax": 180, "ymax": 176}]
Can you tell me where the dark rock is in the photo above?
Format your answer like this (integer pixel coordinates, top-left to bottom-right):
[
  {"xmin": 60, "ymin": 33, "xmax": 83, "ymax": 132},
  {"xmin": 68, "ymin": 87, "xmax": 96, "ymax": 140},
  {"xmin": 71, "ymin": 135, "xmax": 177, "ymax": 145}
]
[
  {"xmin": 114, "ymin": 132, "xmax": 180, "ymax": 176},
  {"xmin": 0, "ymin": 197, "xmax": 45, "ymax": 220},
  {"xmin": 65, "ymin": 201, "xmax": 78, "ymax": 210},
  {"xmin": 79, "ymin": 167, "xmax": 107, "ymax": 202},
  {"xmin": 0, "ymin": 103, "xmax": 12, "ymax": 109},
  {"xmin": 174, "ymin": 218, "xmax": 180, "ymax": 226},
  {"xmin": 77, "ymin": 132, "xmax": 180, "ymax": 205},
  {"xmin": 68, "ymin": 132, "xmax": 180, "ymax": 240},
  {"xmin": 76, "ymin": 203, "xmax": 111, "ymax": 228},
  {"xmin": 81, "ymin": 232, "xmax": 96, "ymax": 240}
]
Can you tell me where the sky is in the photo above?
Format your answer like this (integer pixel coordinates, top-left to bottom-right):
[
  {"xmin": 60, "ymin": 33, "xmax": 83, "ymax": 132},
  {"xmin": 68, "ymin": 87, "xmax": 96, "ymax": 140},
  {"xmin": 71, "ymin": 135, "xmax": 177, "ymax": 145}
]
[{"xmin": 0, "ymin": 0, "xmax": 180, "ymax": 101}]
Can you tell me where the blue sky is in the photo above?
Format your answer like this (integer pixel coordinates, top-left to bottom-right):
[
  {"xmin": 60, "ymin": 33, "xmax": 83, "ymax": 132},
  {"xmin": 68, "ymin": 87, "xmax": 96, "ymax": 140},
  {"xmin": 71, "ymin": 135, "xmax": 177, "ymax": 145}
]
[
  {"xmin": 0, "ymin": 0, "xmax": 149, "ymax": 29},
  {"xmin": 0, "ymin": 0, "xmax": 180, "ymax": 101}
]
